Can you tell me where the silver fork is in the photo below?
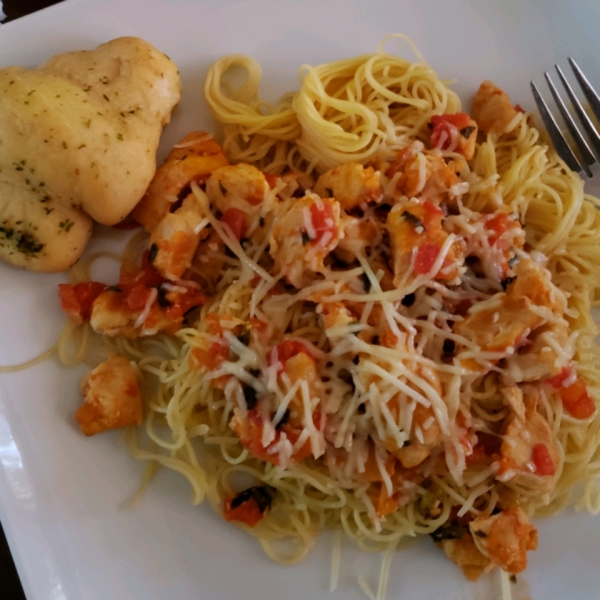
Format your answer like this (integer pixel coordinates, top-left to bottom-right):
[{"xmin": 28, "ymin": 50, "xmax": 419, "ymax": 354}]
[{"xmin": 531, "ymin": 58, "xmax": 600, "ymax": 177}]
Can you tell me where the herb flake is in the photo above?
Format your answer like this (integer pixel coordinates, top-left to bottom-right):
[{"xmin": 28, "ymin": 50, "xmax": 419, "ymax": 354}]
[{"xmin": 402, "ymin": 210, "xmax": 424, "ymax": 230}]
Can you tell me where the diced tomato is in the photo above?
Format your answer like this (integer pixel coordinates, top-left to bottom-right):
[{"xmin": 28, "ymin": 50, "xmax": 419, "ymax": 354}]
[
  {"xmin": 466, "ymin": 443, "xmax": 487, "ymax": 466},
  {"xmin": 422, "ymin": 200, "xmax": 444, "ymax": 219},
  {"xmin": 559, "ymin": 378, "xmax": 596, "ymax": 419},
  {"xmin": 497, "ymin": 455, "xmax": 517, "ymax": 475},
  {"xmin": 285, "ymin": 427, "xmax": 314, "ymax": 462},
  {"xmin": 190, "ymin": 341, "xmax": 229, "ymax": 373},
  {"xmin": 223, "ymin": 496, "xmax": 264, "ymax": 527},
  {"xmin": 58, "ymin": 282, "xmax": 106, "ymax": 324},
  {"xmin": 531, "ymin": 443, "xmax": 556, "ymax": 476},
  {"xmin": 414, "ymin": 244, "xmax": 440, "ymax": 275},
  {"xmin": 484, "ymin": 212, "xmax": 510, "ymax": 244},
  {"xmin": 249, "ymin": 317, "xmax": 268, "ymax": 333},
  {"xmin": 171, "ymin": 289, "xmax": 206, "ymax": 316},
  {"xmin": 119, "ymin": 250, "xmax": 165, "ymax": 289},
  {"xmin": 547, "ymin": 366, "xmax": 572, "ymax": 388},
  {"xmin": 264, "ymin": 173, "xmax": 279, "ymax": 189},
  {"xmin": 381, "ymin": 328, "xmax": 399, "ymax": 348},
  {"xmin": 220, "ymin": 208, "xmax": 245, "ymax": 241},
  {"xmin": 309, "ymin": 200, "xmax": 336, "ymax": 245},
  {"xmin": 514, "ymin": 104, "xmax": 525, "ymax": 114},
  {"xmin": 430, "ymin": 113, "xmax": 473, "ymax": 150},
  {"xmin": 268, "ymin": 339, "xmax": 313, "ymax": 371},
  {"xmin": 124, "ymin": 285, "xmax": 152, "ymax": 312},
  {"xmin": 432, "ymin": 113, "xmax": 473, "ymax": 130}
]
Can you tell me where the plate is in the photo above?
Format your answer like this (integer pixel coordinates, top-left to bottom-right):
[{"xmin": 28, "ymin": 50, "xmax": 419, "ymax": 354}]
[{"xmin": 1, "ymin": 1, "xmax": 600, "ymax": 599}]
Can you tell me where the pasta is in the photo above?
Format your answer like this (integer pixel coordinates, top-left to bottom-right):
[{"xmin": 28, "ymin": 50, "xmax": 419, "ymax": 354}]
[{"xmin": 48, "ymin": 36, "xmax": 600, "ymax": 595}]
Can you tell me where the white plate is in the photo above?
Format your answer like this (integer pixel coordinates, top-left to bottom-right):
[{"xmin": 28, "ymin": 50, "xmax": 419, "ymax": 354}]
[{"xmin": 1, "ymin": 1, "xmax": 600, "ymax": 599}]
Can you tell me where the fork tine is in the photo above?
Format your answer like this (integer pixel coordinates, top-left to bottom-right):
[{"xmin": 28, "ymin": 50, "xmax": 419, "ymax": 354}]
[
  {"xmin": 555, "ymin": 64, "xmax": 600, "ymax": 159},
  {"xmin": 568, "ymin": 58, "xmax": 600, "ymax": 125},
  {"xmin": 545, "ymin": 71, "xmax": 594, "ymax": 176},
  {"xmin": 530, "ymin": 80, "xmax": 584, "ymax": 173}
]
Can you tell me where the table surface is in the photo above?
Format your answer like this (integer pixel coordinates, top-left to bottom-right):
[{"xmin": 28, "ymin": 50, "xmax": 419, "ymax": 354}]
[{"xmin": 1, "ymin": 4, "xmax": 63, "ymax": 598}]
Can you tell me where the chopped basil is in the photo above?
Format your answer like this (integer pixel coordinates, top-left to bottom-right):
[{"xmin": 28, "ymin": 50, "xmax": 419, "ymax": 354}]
[
  {"xmin": 429, "ymin": 522, "xmax": 468, "ymax": 543},
  {"xmin": 243, "ymin": 384, "xmax": 258, "ymax": 410},
  {"xmin": 402, "ymin": 210, "xmax": 424, "ymax": 229},
  {"xmin": 237, "ymin": 328, "xmax": 251, "ymax": 346},
  {"xmin": 157, "ymin": 285, "xmax": 171, "ymax": 308},
  {"xmin": 230, "ymin": 486, "xmax": 275, "ymax": 513},
  {"xmin": 501, "ymin": 276, "xmax": 517, "ymax": 291},
  {"xmin": 442, "ymin": 339, "xmax": 456, "ymax": 355},
  {"xmin": 275, "ymin": 408, "xmax": 291, "ymax": 429},
  {"xmin": 361, "ymin": 272, "xmax": 371, "ymax": 292},
  {"xmin": 401, "ymin": 292, "xmax": 416, "ymax": 307},
  {"xmin": 460, "ymin": 125, "xmax": 476, "ymax": 139},
  {"xmin": 301, "ymin": 231, "xmax": 311, "ymax": 245},
  {"xmin": 148, "ymin": 243, "xmax": 159, "ymax": 263},
  {"xmin": 219, "ymin": 180, "xmax": 228, "ymax": 196}
]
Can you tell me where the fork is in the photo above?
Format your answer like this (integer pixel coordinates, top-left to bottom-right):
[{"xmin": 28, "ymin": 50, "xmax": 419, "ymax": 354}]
[{"xmin": 531, "ymin": 58, "xmax": 600, "ymax": 177}]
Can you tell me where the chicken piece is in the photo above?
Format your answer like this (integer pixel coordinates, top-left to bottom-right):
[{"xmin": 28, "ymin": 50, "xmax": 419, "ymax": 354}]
[
  {"xmin": 455, "ymin": 294, "xmax": 543, "ymax": 353},
  {"xmin": 440, "ymin": 534, "xmax": 493, "ymax": 581},
  {"xmin": 469, "ymin": 506, "xmax": 538, "ymax": 574},
  {"xmin": 282, "ymin": 351, "xmax": 324, "ymax": 430},
  {"xmin": 500, "ymin": 385, "xmax": 527, "ymax": 423},
  {"xmin": 0, "ymin": 37, "xmax": 180, "ymax": 271},
  {"xmin": 455, "ymin": 258, "xmax": 564, "ymax": 353},
  {"xmin": 355, "ymin": 443, "xmax": 397, "ymax": 483},
  {"xmin": 133, "ymin": 131, "xmax": 229, "ymax": 232},
  {"xmin": 76, "ymin": 355, "xmax": 143, "ymax": 436},
  {"xmin": 313, "ymin": 162, "xmax": 382, "ymax": 210},
  {"xmin": 430, "ymin": 113, "xmax": 478, "ymax": 160},
  {"xmin": 454, "ymin": 210, "xmax": 525, "ymax": 281},
  {"xmin": 230, "ymin": 338, "xmax": 322, "ymax": 462},
  {"xmin": 334, "ymin": 215, "xmax": 381, "ymax": 263},
  {"xmin": 206, "ymin": 163, "xmax": 273, "ymax": 242},
  {"xmin": 269, "ymin": 194, "xmax": 342, "ymax": 287},
  {"xmin": 59, "ymin": 281, "xmax": 109, "ymax": 326},
  {"xmin": 384, "ymin": 402, "xmax": 443, "ymax": 469},
  {"xmin": 89, "ymin": 284, "xmax": 205, "ymax": 338},
  {"xmin": 190, "ymin": 226, "xmax": 226, "ymax": 292},
  {"xmin": 317, "ymin": 300, "xmax": 356, "ymax": 334},
  {"xmin": 499, "ymin": 410, "xmax": 560, "ymax": 493},
  {"xmin": 230, "ymin": 407, "xmax": 314, "ymax": 466},
  {"xmin": 511, "ymin": 258, "xmax": 566, "ymax": 315},
  {"xmin": 379, "ymin": 366, "xmax": 443, "ymax": 469},
  {"xmin": 368, "ymin": 254, "xmax": 396, "ymax": 292},
  {"xmin": 505, "ymin": 321, "xmax": 571, "ymax": 382},
  {"xmin": 386, "ymin": 198, "xmax": 463, "ymax": 284},
  {"xmin": 471, "ymin": 81, "xmax": 519, "ymax": 136},
  {"xmin": 149, "ymin": 192, "xmax": 207, "ymax": 280},
  {"xmin": 385, "ymin": 143, "xmax": 461, "ymax": 201}
]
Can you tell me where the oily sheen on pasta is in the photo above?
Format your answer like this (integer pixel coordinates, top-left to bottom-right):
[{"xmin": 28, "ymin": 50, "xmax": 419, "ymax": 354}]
[{"xmin": 51, "ymin": 36, "xmax": 600, "ymax": 596}]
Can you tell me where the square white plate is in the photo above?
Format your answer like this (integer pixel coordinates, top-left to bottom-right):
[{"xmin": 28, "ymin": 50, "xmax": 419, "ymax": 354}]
[{"xmin": 1, "ymin": 1, "xmax": 600, "ymax": 599}]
